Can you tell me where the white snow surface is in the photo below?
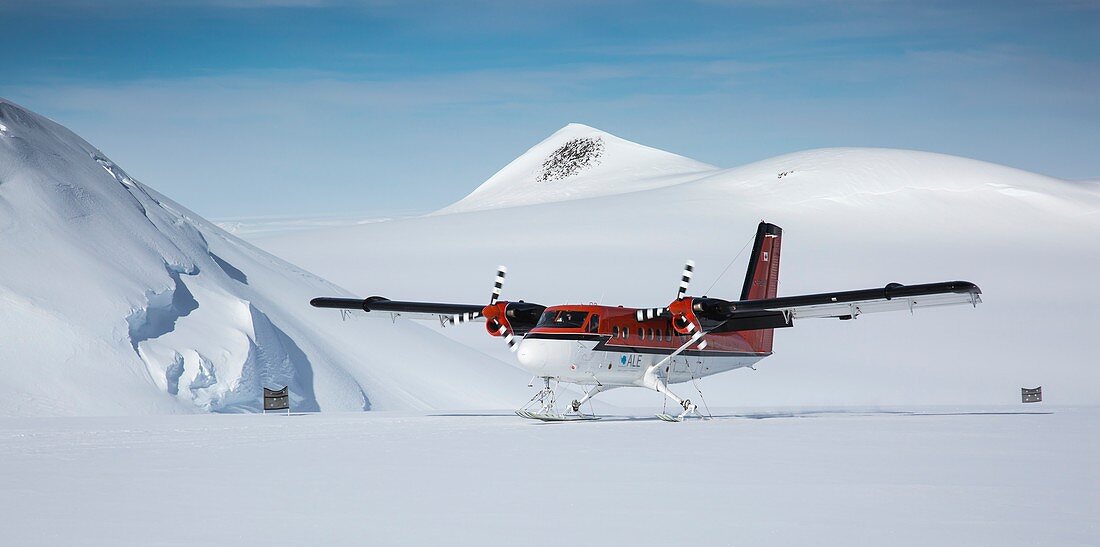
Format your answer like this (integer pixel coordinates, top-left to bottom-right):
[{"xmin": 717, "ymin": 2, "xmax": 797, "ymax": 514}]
[
  {"xmin": 2, "ymin": 108, "xmax": 1096, "ymax": 544},
  {"xmin": 0, "ymin": 98, "xmax": 528, "ymax": 416},
  {"xmin": 1, "ymin": 407, "xmax": 1096, "ymax": 545},
  {"xmin": 253, "ymin": 126, "xmax": 1100, "ymax": 407}
]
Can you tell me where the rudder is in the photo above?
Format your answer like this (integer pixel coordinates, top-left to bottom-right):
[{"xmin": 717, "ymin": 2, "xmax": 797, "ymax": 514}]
[{"xmin": 740, "ymin": 221, "xmax": 782, "ymax": 352}]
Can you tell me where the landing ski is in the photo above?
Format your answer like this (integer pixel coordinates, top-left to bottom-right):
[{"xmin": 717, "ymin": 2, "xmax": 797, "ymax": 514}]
[{"xmin": 516, "ymin": 410, "xmax": 600, "ymax": 422}]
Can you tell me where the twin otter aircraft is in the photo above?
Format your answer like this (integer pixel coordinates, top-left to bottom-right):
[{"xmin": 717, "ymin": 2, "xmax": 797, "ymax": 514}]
[{"xmin": 312, "ymin": 222, "xmax": 982, "ymax": 422}]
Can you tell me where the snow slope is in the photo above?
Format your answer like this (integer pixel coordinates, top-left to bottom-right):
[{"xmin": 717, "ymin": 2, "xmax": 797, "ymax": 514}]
[
  {"xmin": 0, "ymin": 98, "xmax": 527, "ymax": 417},
  {"xmin": 1, "ymin": 407, "xmax": 1095, "ymax": 545},
  {"xmin": 253, "ymin": 126, "xmax": 1100, "ymax": 407}
]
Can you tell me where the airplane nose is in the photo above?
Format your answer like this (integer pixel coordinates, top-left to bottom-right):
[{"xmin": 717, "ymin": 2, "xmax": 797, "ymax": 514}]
[{"xmin": 516, "ymin": 339, "xmax": 548, "ymax": 371}]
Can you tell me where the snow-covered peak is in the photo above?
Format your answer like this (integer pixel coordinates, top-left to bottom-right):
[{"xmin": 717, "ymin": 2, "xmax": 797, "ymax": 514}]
[{"xmin": 438, "ymin": 123, "xmax": 718, "ymax": 214}]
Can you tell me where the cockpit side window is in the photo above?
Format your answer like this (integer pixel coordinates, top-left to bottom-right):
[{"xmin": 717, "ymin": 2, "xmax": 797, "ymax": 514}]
[
  {"xmin": 587, "ymin": 315, "xmax": 600, "ymax": 334},
  {"xmin": 535, "ymin": 310, "xmax": 590, "ymax": 329}
]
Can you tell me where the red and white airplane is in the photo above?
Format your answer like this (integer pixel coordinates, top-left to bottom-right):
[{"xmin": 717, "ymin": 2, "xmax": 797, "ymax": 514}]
[{"xmin": 312, "ymin": 222, "xmax": 982, "ymax": 421}]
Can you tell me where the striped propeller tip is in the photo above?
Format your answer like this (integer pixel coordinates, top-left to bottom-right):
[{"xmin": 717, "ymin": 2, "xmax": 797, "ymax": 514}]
[
  {"xmin": 489, "ymin": 266, "xmax": 508, "ymax": 304},
  {"xmin": 452, "ymin": 311, "xmax": 480, "ymax": 324},
  {"xmin": 677, "ymin": 259, "xmax": 696, "ymax": 298}
]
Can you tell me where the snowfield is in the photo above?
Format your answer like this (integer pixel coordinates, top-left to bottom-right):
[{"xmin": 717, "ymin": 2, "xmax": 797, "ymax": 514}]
[
  {"xmin": 1, "ymin": 99, "xmax": 1098, "ymax": 545},
  {"xmin": 1, "ymin": 407, "xmax": 1096, "ymax": 545}
]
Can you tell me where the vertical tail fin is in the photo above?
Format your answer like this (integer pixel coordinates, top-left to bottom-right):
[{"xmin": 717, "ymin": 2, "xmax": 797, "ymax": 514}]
[{"xmin": 740, "ymin": 221, "xmax": 782, "ymax": 352}]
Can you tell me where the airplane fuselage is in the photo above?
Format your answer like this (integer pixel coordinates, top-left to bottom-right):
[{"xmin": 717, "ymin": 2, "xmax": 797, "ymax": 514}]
[{"xmin": 514, "ymin": 304, "xmax": 769, "ymax": 387}]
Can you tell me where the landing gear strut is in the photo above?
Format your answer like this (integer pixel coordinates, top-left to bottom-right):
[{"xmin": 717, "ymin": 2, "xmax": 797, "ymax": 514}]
[
  {"xmin": 570, "ymin": 384, "xmax": 605, "ymax": 414},
  {"xmin": 640, "ymin": 366, "xmax": 703, "ymax": 422},
  {"xmin": 516, "ymin": 378, "xmax": 601, "ymax": 422}
]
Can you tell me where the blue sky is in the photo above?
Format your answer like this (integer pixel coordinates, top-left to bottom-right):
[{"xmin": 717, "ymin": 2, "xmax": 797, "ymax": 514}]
[{"xmin": 2, "ymin": 1, "xmax": 1097, "ymax": 218}]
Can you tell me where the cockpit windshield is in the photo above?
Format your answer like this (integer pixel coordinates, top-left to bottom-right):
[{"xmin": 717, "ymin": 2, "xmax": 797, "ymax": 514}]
[{"xmin": 535, "ymin": 310, "xmax": 589, "ymax": 329}]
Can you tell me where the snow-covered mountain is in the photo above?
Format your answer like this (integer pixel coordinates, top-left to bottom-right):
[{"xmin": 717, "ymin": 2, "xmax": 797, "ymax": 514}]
[
  {"xmin": 0, "ymin": 98, "xmax": 527, "ymax": 417},
  {"xmin": 439, "ymin": 123, "xmax": 717, "ymax": 213},
  {"xmin": 253, "ymin": 125, "xmax": 1100, "ymax": 407}
]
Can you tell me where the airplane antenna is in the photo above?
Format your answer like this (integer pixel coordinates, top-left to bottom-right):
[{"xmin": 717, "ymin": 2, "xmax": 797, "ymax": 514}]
[{"xmin": 700, "ymin": 230, "xmax": 756, "ymax": 297}]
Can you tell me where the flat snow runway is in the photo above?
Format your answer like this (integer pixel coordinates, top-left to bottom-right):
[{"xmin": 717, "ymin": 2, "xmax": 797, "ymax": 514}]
[{"xmin": 1, "ymin": 407, "xmax": 1096, "ymax": 546}]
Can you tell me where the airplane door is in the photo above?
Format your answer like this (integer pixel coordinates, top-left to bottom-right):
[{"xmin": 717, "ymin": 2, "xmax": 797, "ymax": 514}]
[
  {"xmin": 574, "ymin": 340, "xmax": 594, "ymax": 374},
  {"xmin": 573, "ymin": 313, "xmax": 601, "ymax": 378}
]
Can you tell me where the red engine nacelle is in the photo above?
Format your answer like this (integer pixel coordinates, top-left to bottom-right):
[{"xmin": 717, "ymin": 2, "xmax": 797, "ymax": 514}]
[
  {"xmin": 482, "ymin": 302, "xmax": 514, "ymax": 337},
  {"xmin": 667, "ymin": 298, "xmax": 702, "ymax": 335}
]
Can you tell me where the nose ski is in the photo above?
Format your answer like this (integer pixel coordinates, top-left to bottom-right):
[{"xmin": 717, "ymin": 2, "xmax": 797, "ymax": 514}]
[{"xmin": 515, "ymin": 377, "xmax": 601, "ymax": 421}]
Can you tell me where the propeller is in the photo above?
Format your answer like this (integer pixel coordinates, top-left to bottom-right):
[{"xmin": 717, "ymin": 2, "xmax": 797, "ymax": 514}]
[
  {"xmin": 669, "ymin": 259, "xmax": 707, "ymax": 350},
  {"xmin": 634, "ymin": 260, "xmax": 707, "ymax": 349},
  {"xmin": 448, "ymin": 265, "xmax": 507, "ymax": 324},
  {"xmin": 449, "ymin": 266, "xmax": 522, "ymax": 352},
  {"xmin": 634, "ymin": 260, "xmax": 695, "ymax": 322},
  {"xmin": 484, "ymin": 266, "xmax": 520, "ymax": 352}
]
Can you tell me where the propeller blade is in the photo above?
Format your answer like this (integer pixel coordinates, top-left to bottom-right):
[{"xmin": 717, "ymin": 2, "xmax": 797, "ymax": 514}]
[
  {"xmin": 496, "ymin": 324, "xmax": 520, "ymax": 352},
  {"xmin": 451, "ymin": 311, "xmax": 481, "ymax": 324},
  {"xmin": 489, "ymin": 266, "xmax": 507, "ymax": 305},
  {"xmin": 634, "ymin": 260, "xmax": 695, "ymax": 322},
  {"xmin": 681, "ymin": 319, "xmax": 708, "ymax": 350},
  {"xmin": 677, "ymin": 260, "xmax": 695, "ymax": 300}
]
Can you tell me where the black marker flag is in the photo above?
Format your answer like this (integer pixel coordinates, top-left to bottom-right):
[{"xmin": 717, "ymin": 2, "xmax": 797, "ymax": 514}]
[{"xmin": 264, "ymin": 386, "xmax": 290, "ymax": 414}]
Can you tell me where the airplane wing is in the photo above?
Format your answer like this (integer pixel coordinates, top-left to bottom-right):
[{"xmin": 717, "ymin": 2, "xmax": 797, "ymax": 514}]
[
  {"xmin": 310, "ymin": 296, "xmax": 484, "ymax": 320},
  {"xmin": 738, "ymin": 280, "xmax": 982, "ymax": 319},
  {"xmin": 310, "ymin": 296, "xmax": 547, "ymax": 334},
  {"xmin": 695, "ymin": 281, "xmax": 982, "ymax": 331}
]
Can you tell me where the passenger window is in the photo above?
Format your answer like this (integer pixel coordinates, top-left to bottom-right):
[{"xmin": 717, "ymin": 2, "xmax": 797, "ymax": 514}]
[
  {"xmin": 612, "ymin": 325, "xmax": 619, "ymax": 338},
  {"xmin": 637, "ymin": 328, "xmax": 643, "ymax": 339},
  {"xmin": 588, "ymin": 315, "xmax": 600, "ymax": 334},
  {"xmin": 646, "ymin": 328, "xmax": 653, "ymax": 340},
  {"xmin": 656, "ymin": 329, "xmax": 662, "ymax": 341},
  {"xmin": 623, "ymin": 328, "xmax": 629, "ymax": 339}
]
